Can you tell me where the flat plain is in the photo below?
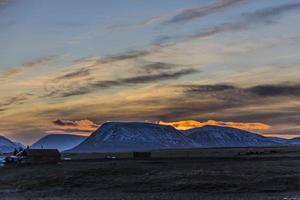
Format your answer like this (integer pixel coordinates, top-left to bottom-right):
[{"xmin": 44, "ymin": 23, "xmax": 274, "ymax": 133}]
[{"xmin": 0, "ymin": 146, "xmax": 300, "ymax": 200}]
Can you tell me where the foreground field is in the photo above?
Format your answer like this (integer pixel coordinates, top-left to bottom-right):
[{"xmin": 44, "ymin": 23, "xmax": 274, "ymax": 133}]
[{"xmin": 0, "ymin": 147, "xmax": 300, "ymax": 199}]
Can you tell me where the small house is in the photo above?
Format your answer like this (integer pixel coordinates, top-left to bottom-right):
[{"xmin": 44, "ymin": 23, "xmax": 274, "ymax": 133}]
[{"xmin": 16, "ymin": 149, "xmax": 61, "ymax": 164}]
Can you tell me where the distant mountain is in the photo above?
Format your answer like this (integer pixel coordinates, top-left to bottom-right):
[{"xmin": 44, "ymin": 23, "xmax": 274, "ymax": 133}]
[
  {"xmin": 287, "ymin": 137, "xmax": 300, "ymax": 145},
  {"xmin": 267, "ymin": 137, "xmax": 289, "ymax": 144},
  {"xmin": 0, "ymin": 136, "xmax": 24, "ymax": 153},
  {"xmin": 68, "ymin": 122, "xmax": 197, "ymax": 152},
  {"xmin": 31, "ymin": 134, "xmax": 87, "ymax": 151},
  {"xmin": 183, "ymin": 125, "xmax": 277, "ymax": 147}
]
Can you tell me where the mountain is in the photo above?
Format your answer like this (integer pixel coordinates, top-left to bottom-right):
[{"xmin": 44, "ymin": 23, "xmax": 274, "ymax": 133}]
[
  {"xmin": 183, "ymin": 125, "xmax": 277, "ymax": 147},
  {"xmin": 31, "ymin": 134, "xmax": 87, "ymax": 151},
  {"xmin": 267, "ymin": 137, "xmax": 289, "ymax": 144},
  {"xmin": 287, "ymin": 137, "xmax": 300, "ymax": 145},
  {"xmin": 0, "ymin": 136, "xmax": 24, "ymax": 153},
  {"xmin": 68, "ymin": 122, "xmax": 197, "ymax": 152}
]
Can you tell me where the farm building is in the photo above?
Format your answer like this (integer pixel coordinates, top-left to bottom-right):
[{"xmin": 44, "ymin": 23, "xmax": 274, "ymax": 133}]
[{"xmin": 15, "ymin": 149, "xmax": 61, "ymax": 164}]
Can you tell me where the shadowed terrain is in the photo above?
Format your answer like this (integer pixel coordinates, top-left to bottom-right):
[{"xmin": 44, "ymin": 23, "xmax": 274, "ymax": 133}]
[{"xmin": 0, "ymin": 147, "xmax": 300, "ymax": 199}]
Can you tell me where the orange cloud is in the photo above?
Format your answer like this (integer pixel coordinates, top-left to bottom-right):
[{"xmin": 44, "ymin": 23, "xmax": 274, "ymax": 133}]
[
  {"xmin": 261, "ymin": 133, "xmax": 299, "ymax": 139},
  {"xmin": 159, "ymin": 119, "xmax": 271, "ymax": 131},
  {"xmin": 52, "ymin": 119, "xmax": 99, "ymax": 132}
]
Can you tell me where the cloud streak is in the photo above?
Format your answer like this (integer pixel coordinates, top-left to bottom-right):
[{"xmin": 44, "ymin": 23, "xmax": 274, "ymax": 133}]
[
  {"xmin": 164, "ymin": 0, "xmax": 246, "ymax": 24},
  {"xmin": 157, "ymin": 2, "xmax": 300, "ymax": 44},
  {"xmin": 184, "ymin": 83, "xmax": 300, "ymax": 97},
  {"xmin": 0, "ymin": 94, "xmax": 31, "ymax": 108},
  {"xmin": 0, "ymin": 55, "xmax": 59, "ymax": 82},
  {"xmin": 58, "ymin": 68, "xmax": 198, "ymax": 97}
]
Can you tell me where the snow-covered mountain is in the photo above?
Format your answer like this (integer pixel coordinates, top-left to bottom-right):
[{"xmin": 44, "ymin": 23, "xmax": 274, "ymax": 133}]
[
  {"xmin": 31, "ymin": 134, "xmax": 87, "ymax": 151},
  {"xmin": 267, "ymin": 137, "xmax": 289, "ymax": 144},
  {"xmin": 68, "ymin": 122, "xmax": 197, "ymax": 152},
  {"xmin": 183, "ymin": 125, "xmax": 277, "ymax": 147},
  {"xmin": 287, "ymin": 137, "xmax": 300, "ymax": 145},
  {"xmin": 0, "ymin": 136, "xmax": 24, "ymax": 153}
]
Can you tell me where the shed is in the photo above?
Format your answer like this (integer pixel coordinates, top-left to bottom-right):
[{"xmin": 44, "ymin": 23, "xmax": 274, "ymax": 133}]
[
  {"xmin": 133, "ymin": 151, "xmax": 151, "ymax": 159},
  {"xmin": 17, "ymin": 149, "xmax": 61, "ymax": 164}
]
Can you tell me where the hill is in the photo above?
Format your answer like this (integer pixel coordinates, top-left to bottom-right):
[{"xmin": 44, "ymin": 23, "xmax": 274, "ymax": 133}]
[
  {"xmin": 183, "ymin": 125, "xmax": 277, "ymax": 147},
  {"xmin": 0, "ymin": 136, "xmax": 24, "ymax": 153},
  {"xmin": 31, "ymin": 134, "xmax": 87, "ymax": 151},
  {"xmin": 68, "ymin": 122, "xmax": 197, "ymax": 152}
]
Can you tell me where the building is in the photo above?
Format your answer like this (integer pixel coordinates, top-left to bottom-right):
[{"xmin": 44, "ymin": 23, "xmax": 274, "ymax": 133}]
[{"xmin": 15, "ymin": 149, "xmax": 61, "ymax": 164}]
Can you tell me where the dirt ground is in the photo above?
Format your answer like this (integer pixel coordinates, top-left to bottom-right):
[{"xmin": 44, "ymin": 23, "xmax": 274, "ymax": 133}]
[{"xmin": 0, "ymin": 154, "xmax": 300, "ymax": 200}]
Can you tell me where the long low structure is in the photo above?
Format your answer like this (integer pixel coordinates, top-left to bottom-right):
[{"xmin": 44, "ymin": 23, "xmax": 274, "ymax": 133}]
[{"xmin": 5, "ymin": 149, "xmax": 61, "ymax": 164}]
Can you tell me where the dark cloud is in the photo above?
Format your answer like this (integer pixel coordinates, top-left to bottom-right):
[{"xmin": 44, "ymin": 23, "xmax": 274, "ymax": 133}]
[
  {"xmin": 59, "ymin": 87, "xmax": 91, "ymax": 97},
  {"xmin": 139, "ymin": 62, "xmax": 176, "ymax": 73},
  {"xmin": 165, "ymin": 0, "xmax": 246, "ymax": 24},
  {"xmin": 184, "ymin": 83, "xmax": 300, "ymax": 97},
  {"xmin": 157, "ymin": 2, "xmax": 300, "ymax": 45},
  {"xmin": 185, "ymin": 84, "xmax": 236, "ymax": 93},
  {"xmin": 44, "ymin": 58, "xmax": 198, "ymax": 98},
  {"xmin": 57, "ymin": 68, "xmax": 198, "ymax": 97},
  {"xmin": 116, "ymin": 68, "xmax": 198, "ymax": 84},
  {"xmin": 21, "ymin": 55, "xmax": 58, "ymax": 69},
  {"xmin": 54, "ymin": 68, "xmax": 91, "ymax": 81},
  {"xmin": 53, "ymin": 119, "xmax": 76, "ymax": 126},
  {"xmin": 244, "ymin": 2, "xmax": 300, "ymax": 21},
  {"xmin": 247, "ymin": 84, "xmax": 300, "ymax": 97},
  {"xmin": 52, "ymin": 119, "xmax": 99, "ymax": 132},
  {"xmin": 95, "ymin": 50, "xmax": 150, "ymax": 65},
  {"xmin": 0, "ymin": 94, "xmax": 30, "ymax": 108}
]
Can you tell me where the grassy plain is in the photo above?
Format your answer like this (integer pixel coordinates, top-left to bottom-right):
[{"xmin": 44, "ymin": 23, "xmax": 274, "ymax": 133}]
[{"xmin": 0, "ymin": 146, "xmax": 300, "ymax": 199}]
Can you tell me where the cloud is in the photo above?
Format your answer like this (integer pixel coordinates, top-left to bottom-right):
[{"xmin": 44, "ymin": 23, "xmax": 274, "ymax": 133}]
[
  {"xmin": 159, "ymin": 119, "xmax": 271, "ymax": 131},
  {"xmin": 184, "ymin": 83, "xmax": 300, "ymax": 97},
  {"xmin": 0, "ymin": 55, "xmax": 59, "ymax": 81},
  {"xmin": 95, "ymin": 50, "xmax": 150, "ymax": 64},
  {"xmin": 43, "ymin": 58, "xmax": 198, "ymax": 98},
  {"xmin": 63, "ymin": 68, "xmax": 197, "ymax": 97},
  {"xmin": 53, "ymin": 68, "xmax": 91, "ymax": 81},
  {"xmin": 247, "ymin": 84, "xmax": 300, "ymax": 97},
  {"xmin": 56, "ymin": 68, "xmax": 197, "ymax": 97},
  {"xmin": 139, "ymin": 15, "xmax": 167, "ymax": 26},
  {"xmin": 185, "ymin": 84, "xmax": 236, "ymax": 93},
  {"xmin": 142, "ymin": 82, "xmax": 300, "ymax": 132},
  {"xmin": 164, "ymin": 0, "xmax": 246, "ymax": 24},
  {"xmin": 157, "ymin": 2, "xmax": 300, "ymax": 45},
  {"xmin": 0, "ymin": 93, "xmax": 31, "ymax": 108},
  {"xmin": 52, "ymin": 119, "xmax": 99, "ymax": 132}
]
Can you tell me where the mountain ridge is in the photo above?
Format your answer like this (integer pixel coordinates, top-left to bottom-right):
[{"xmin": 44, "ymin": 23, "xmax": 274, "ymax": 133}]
[{"xmin": 31, "ymin": 134, "xmax": 87, "ymax": 151}]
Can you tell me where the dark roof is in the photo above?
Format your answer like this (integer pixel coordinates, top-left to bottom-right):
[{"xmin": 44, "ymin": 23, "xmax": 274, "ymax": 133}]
[{"xmin": 22, "ymin": 149, "xmax": 61, "ymax": 157}]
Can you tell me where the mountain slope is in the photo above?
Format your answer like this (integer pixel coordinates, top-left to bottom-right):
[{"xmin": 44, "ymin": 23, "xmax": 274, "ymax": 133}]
[
  {"xmin": 287, "ymin": 137, "xmax": 300, "ymax": 145},
  {"xmin": 0, "ymin": 136, "xmax": 24, "ymax": 153},
  {"xmin": 69, "ymin": 122, "xmax": 197, "ymax": 152},
  {"xmin": 31, "ymin": 134, "xmax": 87, "ymax": 151},
  {"xmin": 183, "ymin": 125, "xmax": 277, "ymax": 147},
  {"xmin": 267, "ymin": 137, "xmax": 289, "ymax": 144}
]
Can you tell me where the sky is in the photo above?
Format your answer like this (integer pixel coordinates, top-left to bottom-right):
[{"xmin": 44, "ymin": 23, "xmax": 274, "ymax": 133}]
[{"xmin": 0, "ymin": 0, "xmax": 300, "ymax": 144}]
